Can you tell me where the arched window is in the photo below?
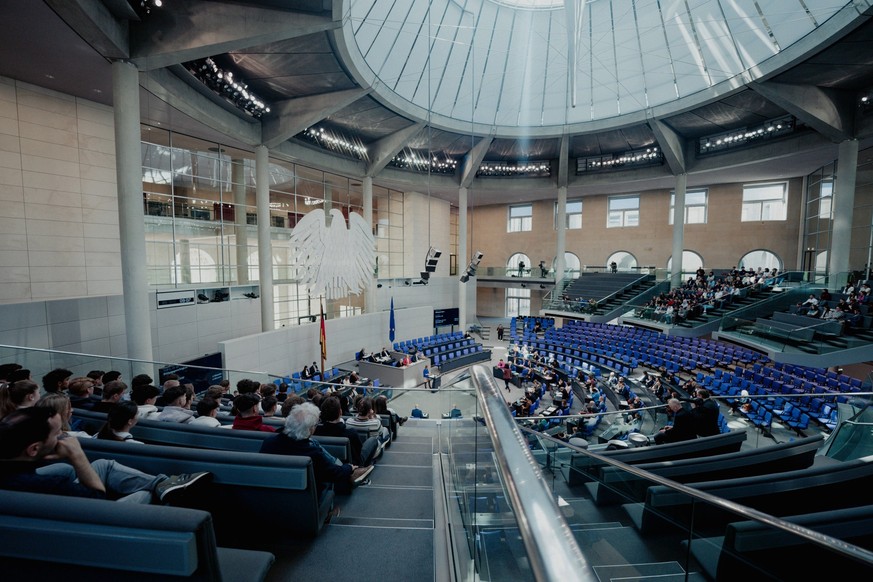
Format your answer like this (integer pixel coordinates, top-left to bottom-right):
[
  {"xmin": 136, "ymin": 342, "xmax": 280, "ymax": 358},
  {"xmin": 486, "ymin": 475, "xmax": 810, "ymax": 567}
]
[
  {"xmin": 508, "ymin": 253, "xmax": 531, "ymax": 277},
  {"xmin": 667, "ymin": 250, "xmax": 704, "ymax": 276},
  {"xmin": 606, "ymin": 251, "xmax": 637, "ymax": 271},
  {"xmin": 552, "ymin": 252, "xmax": 581, "ymax": 277},
  {"xmin": 738, "ymin": 250, "xmax": 782, "ymax": 272}
]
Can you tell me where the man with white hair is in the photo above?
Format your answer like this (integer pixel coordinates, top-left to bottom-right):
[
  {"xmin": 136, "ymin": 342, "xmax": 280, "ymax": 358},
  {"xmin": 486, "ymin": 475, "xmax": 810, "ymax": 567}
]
[{"xmin": 260, "ymin": 402, "xmax": 373, "ymax": 494}]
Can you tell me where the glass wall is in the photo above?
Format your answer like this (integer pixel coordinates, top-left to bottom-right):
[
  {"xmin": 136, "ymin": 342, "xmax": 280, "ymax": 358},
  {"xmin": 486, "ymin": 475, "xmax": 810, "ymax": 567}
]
[
  {"xmin": 804, "ymin": 162, "xmax": 835, "ymax": 275},
  {"xmin": 141, "ymin": 126, "xmax": 402, "ymax": 326}
]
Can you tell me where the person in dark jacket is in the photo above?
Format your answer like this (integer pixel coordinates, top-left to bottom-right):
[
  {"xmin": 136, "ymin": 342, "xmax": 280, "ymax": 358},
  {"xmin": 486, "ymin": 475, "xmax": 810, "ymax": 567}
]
[
  {"xmin": 654, "ymin": 398, "xmax": 697, "ymax": 444},
  {"xmin": 314, "ymin": 396, "xmax": 379, "ymax": 467},
  {"xmin": 260, "ymin": 402, "xmax": 373, "ymax": 495}
]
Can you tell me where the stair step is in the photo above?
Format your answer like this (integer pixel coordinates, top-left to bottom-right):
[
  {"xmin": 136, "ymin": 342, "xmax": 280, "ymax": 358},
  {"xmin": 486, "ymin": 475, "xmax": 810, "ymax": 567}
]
[{"xmin": 594, "ymin": 562, "xmax": 687, "ymax": 582}]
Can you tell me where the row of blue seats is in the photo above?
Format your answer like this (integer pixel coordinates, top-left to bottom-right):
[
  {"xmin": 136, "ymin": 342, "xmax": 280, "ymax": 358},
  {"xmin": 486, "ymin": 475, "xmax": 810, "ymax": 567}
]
[
  {"xmin": 394, "ymin": 331, "xmax": 465, "ymax": 352},
  {"xmin": 433, "ymin": 345, "xmax": 483, "ymax": 366}
]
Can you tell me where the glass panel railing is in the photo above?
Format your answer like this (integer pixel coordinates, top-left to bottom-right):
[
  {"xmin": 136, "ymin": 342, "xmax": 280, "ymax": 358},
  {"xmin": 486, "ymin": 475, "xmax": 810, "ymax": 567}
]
[
  {"xmin": 0, "ymin": 343, "xmax": 276, "ymax": 392},
  {"xmin": 513, "ymin": 427, "xmax": 873, "ymax": 579},
  {"xmin": 444, "ymin": 365, "xmax": 592, "ymax": 581}
]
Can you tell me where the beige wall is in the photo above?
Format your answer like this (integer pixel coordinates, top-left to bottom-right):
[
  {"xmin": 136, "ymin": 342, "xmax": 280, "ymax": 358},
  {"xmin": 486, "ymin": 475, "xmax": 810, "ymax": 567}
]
[
  {"xmin": 471, "ymin": 177, "xmax": 803, "ymax": 315},
  {"xmin": 0, "ymin": 76, "xmax": 120, "ymax": 303}
]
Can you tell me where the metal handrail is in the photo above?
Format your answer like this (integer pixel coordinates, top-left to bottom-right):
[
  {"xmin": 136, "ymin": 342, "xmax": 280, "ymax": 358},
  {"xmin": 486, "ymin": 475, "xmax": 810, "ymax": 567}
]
[{"xmin": 470, "ymin": 364, "xmax": 594, "ymax": 581}]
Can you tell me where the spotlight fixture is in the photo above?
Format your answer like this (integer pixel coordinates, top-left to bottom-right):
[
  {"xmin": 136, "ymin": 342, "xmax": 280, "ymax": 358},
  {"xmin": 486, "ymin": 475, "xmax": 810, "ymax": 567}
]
[
  {"xmin": 460, "ymin": 250, "xmax": 484, "ymax": 284},
  {"xmin": 696, "ymin": 115, "xmax": 796, "ymax": 155},
  {"xmin": 477, "ymin": 161, "xmax": 551, "ymax": 177},
  {"xmin": 184, "ymin": 57, "xmax": 271, "ymax": 119},
  {"xmin": 300, "ymin": 126, "xmax": 367, "ymax": 161},
  {"xmin": 139, "ymin": 0, "xmax": 164, "ymax": 14},
  {"xmin": 389, "ymin": 149, "xmax": 457, "ymax": 174},
  {"xmin": 578, "ymin": 147, "xmax": 663, "ymax": 173}
]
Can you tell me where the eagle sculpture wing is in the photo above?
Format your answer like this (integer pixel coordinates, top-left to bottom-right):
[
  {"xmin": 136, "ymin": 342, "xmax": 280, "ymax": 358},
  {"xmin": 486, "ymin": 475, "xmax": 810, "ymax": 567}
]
[{"xmin": 289, "ymin": 208, "xmax": 375, "ymax": 300}]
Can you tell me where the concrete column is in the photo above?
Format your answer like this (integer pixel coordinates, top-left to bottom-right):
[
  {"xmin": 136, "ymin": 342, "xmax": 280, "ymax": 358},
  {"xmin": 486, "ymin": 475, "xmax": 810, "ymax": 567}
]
[
  {"xmin": 255, "ymin": 145, "xmax": 274, "ymax": 331},
  {"xmin": 112, "ymin": 60, "xmax": 153, "ymax": 362},
  {"xmin": 232, "ymin": 158, "xmax": 249, "ymax": 285},
  {"xmin": 458, "ymin": 187, "xmax": 468, "ymax": 331},
  {"xmin": 670, "ymin": 173, "xmax": 687, "ymax": 289},
  {"xmin": 362, "ymin": 176, "xmax": 375, "ymax": 313},
  {"xmin": 556, "ymin": 186, "xmax": 567, "ymax": 285},
  {"xmin": 178, "ymin": 239, "xmax": 191, "ymax": 284},
  {"xmin": 830, "ymin": 139, "xmax": 858, "ymax": 287}
]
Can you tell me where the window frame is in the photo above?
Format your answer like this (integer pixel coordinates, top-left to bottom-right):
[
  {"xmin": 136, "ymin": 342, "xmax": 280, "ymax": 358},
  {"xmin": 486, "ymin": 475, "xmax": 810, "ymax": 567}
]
[
  {"xmin": 741, "ymin": 182, "xmax": 788, "ymax": 222},
  {"xmin": 508, "ymin": 203, "xmax": 533, "ymax": 232},
  {"xmin": 669, "ymin": 188, "xmax": 708, "ymax": 225},
  {"xmin": 607, "ymin": 195, "xmax": 640, "ymax": 228},
  {"xmin": 555, "ymin": 199, "xmax": 583, "ymax": 229}
]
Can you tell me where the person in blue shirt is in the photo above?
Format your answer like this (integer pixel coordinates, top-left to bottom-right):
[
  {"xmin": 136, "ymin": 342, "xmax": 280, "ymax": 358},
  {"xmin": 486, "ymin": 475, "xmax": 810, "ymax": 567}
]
[{"xmin": 423, "ymin": 366, "xmax": 432, "ymax": 390}]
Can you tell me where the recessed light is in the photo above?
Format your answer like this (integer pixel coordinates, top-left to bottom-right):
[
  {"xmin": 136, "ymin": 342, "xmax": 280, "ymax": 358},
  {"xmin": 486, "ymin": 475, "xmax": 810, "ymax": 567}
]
[
  {"xmin": 45, "ymin": 74, "xmax": 54, "ymax": 79},
  {"xmin": 93, "ymin": 89, "xmax": 102, "ymax": 94}
]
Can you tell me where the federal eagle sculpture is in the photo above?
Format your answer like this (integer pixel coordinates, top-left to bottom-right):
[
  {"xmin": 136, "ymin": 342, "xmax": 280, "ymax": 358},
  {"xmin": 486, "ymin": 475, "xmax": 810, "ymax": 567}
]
[{"xmin": 289, "ymin": 208, "xmax": 375, "ymax": 300}]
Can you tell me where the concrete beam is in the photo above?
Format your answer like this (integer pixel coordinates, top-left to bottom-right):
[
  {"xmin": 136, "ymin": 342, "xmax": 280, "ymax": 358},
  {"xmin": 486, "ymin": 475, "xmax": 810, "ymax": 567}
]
[
  {"xmin": 45, "ymin": 0, "xmax": 128, "ymax": 59},
  {"xmin": 130, "ymin": 0, "xmax": 336, "ymax": 70},
  {"xmin": 750, "ymin": 81, "xmax": 855, "ymax": 143},
  {"xmin": 459, "ymin": 136, "xmax": 493, "ymax": 189},
  {"xmin": 557, "ymin": 134, "xmax": 570, "ymax": 188},
  {"xmin": 141, "ymin": 68, "xmax": 261, "ymax": 145},
  {"xmin": 649, "ymin": 118, "xmax": 687, "ymax": 175},
  {"xmin": 365, "ymin": 123, "xmax": 425, "ymax": 177},
  {"xmin": 260, "ymin": 88, "xmax": 370, "ymax": 149}
]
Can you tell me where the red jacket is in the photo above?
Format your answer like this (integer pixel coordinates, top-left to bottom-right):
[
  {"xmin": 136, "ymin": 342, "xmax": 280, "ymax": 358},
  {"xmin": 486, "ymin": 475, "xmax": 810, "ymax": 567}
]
[{"xmin": 232, "ymin": 414, "xmax": 276, "ymax": 432}]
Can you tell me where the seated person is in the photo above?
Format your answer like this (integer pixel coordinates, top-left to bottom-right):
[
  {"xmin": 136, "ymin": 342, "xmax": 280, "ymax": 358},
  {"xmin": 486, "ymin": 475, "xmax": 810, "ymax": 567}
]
[
  {"xmin": 261, "ymin": 395, "xmax": 279, "ymax": 417},
  {"xmin": 355, "ymin": 348, "xmax": 366, "ymax": 361},
  {"xmin": 260, "ymin": 402, "xmax": 373, "ymax": 495},
  {"xmin": 411, "ymin": 404, "xmax": 429, "ymax": 419},
  {"xmin": 155, "ymin": 385, "xmax": 196, "ymax": 424},
  {"xmin": 130, "ymin": 384, "xmax": 161, "ymax": 420},
  {"xmin": 374, "ymin": 394, "xmax": 407, "ymax": 427},
  {"xmin": 90, "ymin": 380, "xmax": 127, "ymax": 414},
  {"xmin": 345, "ymin": 396, "xmax": 390, "ymax": 447},
  {"xmin": 653, "ymin": 399, "xmax": 697, "ymax": 445},
  {"xmin": 315, "ymin": 396, "xmax": 379, "ymax": 467},
  {"xmin": 400, "ymin": 354, "xmax": 412, "ymax": 366},
  {"xmin": 301, "ymin": 366, "xmax": 312, "ymax": 380},
  {"xmin": 231, "ymin": 394, "xmax": 275, "ymax": 432},
  {"xmin": 190, "ymin": 397, "xmax": 221, "ymax": 427},
  {"xmin": 96, "ymin": 401, "xmax": 143, "ymax": 443},
  {"xmin": 67, "ymin": 377, "xmax": 97, "ymax": 411},
  {"xmin": 0, "ymin": 407, "xmax": 210, "ymax": 503}
]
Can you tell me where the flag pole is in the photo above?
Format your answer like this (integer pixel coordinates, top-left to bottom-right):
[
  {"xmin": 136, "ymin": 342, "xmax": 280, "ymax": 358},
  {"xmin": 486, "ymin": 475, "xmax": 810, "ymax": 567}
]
[{"xmin": 319, "ymin": 299, "xmax": 327, "ymax": 374}]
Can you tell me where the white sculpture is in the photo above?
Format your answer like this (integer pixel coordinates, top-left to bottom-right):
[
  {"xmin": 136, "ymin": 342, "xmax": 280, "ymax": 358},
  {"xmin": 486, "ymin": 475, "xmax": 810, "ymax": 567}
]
[{"xmin": 289, "ymin": 208, "xmax": 375, "ymax": 300}]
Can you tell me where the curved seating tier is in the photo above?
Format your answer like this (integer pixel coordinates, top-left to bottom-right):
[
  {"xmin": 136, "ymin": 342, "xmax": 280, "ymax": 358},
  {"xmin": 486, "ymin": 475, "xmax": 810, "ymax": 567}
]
[
  {"xmin": 79, "ymin": 437, "xmax": 334, "ymax": 538},
  {"xmin": 0, "ymin": 490, "xmax": 275, "ymax": 581}
]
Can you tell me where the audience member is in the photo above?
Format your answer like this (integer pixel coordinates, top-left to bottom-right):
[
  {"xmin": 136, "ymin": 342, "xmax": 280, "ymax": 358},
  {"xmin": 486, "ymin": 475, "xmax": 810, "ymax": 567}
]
[
  {"xmin": 91, "ymin": 380, "xmax": 127, "ymax": 414},
  {"xmin": 96, "ymin": 401, "xmax": 143, "ymax": 443},
  {"xmin": 190, "ymin": 397, "xmax": 222, "ymax": 427},
  {"xmin": 102, "ymin": 371, "xmax": 122, "ymax": 384},
  {"xmin": 345, "ymin": 396, "xmax": 390, "ymax": 448},
  {"xmin": 33, "ymin": 392, "xmax": 89, "ymax": 437},
  {"xmin": 259, "ymin": 402, "xmax": 373, "ymax": 496},
  {"xmin": 42, "ymin": 368, "xmax": 73, "ymax": 394},
  {"xmin": 0, "ymin": 380, "xmax": 40, "ymax": 420},
  {"xmin": 261, "ymin": 395, "xmax": 279, "ymax": 417},
  {"xmin": 131, "ymin": 384, "xmax": 161, "ymax": 419},
  {"xmin": 67, "ymin": 377, "xmax": 96, "ymax": 410},
  {"xmin": 231, "ymin": 393, "xmax": 275, "ymax": 432},
  {"xmin": 653, "ymin": 399, "xmax": 696, "ymax": 444},
  {"xmin": 0, "ymin": 407, "xmax": 210, "ymax": 503},
  {"xmin": 315, "ymin": 396, "xmax": 379, "ymax": 467},
  {"xmin": 155, "ymin": 385, "xmax": 196, "ymax": 424}
]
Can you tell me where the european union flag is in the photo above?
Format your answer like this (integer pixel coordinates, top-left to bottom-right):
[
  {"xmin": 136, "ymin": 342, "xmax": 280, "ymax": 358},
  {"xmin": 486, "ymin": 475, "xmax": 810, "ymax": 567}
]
[{"xmin": 389, "ymin": 297, "xmax": 396, "ymax": 342}]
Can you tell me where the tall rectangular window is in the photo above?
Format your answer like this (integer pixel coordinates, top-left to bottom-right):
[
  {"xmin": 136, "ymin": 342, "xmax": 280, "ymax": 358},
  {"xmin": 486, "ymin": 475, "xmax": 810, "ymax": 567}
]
[
  {"xmin": 508, "ymin": 204, "xmax": 532, "ymax": 232},
  {"xmin": 607, "ymin": 195, "xmax": 639, "ymax": 228},
  {"xmin": 818, "ymin": 180, "xmax": 833, "ymax": 219},
  {"xmin": 555, "ymin": 199, "xmax": 583, "ymax": 229},
  {"xmin": 669, "ymin": 189, "xmax": 708, "ymax": 224},
  {"xmin": 742, "ymin": 182, "xmax": 787, "ymax": 221}
]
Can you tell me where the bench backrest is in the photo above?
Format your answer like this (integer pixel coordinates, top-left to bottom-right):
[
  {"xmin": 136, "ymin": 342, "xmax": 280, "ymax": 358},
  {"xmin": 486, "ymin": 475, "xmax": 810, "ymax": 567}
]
[
  {"xmin": 72, "ymin": 408, "xmax": 351, "ymax": 462},
  {"xmin": 0, "ymin": 490, "xmax": 240, "ymax": 580},
  {"xmin": 78, "ymin": 437, "xmax": 331, "ymax": 538},
  {"xmin": 595, "ymin": 435, "xmax": 822, "ymax": 504},
  {"xmin": 569, "ymin": 430, "xmax": 747, "ymax": 485}
]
